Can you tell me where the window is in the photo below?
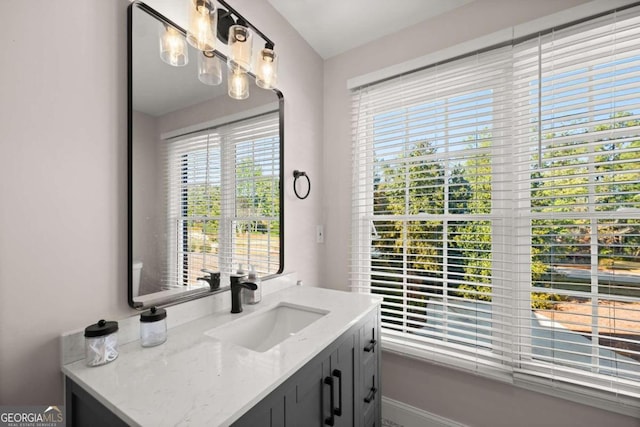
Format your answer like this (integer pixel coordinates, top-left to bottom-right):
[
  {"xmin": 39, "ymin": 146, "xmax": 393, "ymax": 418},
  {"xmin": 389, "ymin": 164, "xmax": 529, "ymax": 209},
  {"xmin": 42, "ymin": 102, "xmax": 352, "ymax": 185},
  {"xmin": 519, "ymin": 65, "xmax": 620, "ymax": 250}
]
[
  {"xmin": 351, "ymin": 7, "xmax": 640, "ymax": 405},
  {"xmin": 166, "ymin": 112, "xmax": 280, "ymax": 287}
]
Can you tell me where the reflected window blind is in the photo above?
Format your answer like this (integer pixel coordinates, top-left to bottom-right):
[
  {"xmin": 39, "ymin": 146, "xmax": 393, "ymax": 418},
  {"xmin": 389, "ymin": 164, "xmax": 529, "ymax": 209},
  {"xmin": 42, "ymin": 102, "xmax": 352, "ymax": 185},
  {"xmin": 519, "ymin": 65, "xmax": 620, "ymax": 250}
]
[
  {"xmin": 224, "ymin": 114, "xmax": 281, "ymax": 275},
  {"xmin": 167, "ymin": 130, "xmax": 222, "ymax": 287},
  {"xmin": 167, "ymin": 112, "xmax": 280, "ymax": 286},
  {"xmin": 352, "ymin": 5, "xmax": 640, "ymax": 404}
]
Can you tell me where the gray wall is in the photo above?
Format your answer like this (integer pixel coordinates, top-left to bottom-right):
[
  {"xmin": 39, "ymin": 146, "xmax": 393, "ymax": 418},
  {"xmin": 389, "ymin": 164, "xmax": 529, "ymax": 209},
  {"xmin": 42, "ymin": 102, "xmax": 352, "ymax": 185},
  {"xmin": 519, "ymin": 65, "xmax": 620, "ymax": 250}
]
[
  {"xmin": 0, "ymin": 0, "xmax": 131, "ymax": 405},
  {"xmin": 0, "ymin": 0, "xmax": 324, "ymax": 405},
  {"xmin": 384, "ymin": 351, "xmax": 639, "ymax": 426},
  {"xmin": 322, "ymin": 0, "xmax": 638, "ymax": 425}
]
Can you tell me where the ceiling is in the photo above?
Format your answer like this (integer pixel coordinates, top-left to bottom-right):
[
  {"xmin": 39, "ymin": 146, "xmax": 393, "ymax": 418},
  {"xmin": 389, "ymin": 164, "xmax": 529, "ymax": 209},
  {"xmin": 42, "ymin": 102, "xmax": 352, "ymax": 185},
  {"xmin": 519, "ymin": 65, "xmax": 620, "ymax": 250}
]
[
  {"xmin": 267, "ymin": 0, "xmax": 474, "ymax": 59},
  {"xmin": 132, "ymin": 0, "xmax": 476, "ymax": 115},
  {"xmin": 132, "ymin": 5, "xmax": 228, "ymax": 116},
  {"xmin": 142, "ymin": 0, "xmax": 475, "ymax": 60}
]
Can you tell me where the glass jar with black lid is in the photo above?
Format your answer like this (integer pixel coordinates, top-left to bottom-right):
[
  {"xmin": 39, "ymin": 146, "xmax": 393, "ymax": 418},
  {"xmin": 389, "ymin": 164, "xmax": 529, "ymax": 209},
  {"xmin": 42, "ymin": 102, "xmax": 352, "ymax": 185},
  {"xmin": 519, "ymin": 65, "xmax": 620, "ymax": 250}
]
[
  {"xmin": 84, "ymin": 319, "xmax": 119, "ymax": 366},
  {"xmin": 140, "ymin": 306, "xmax": 167, "ymax": 347}
]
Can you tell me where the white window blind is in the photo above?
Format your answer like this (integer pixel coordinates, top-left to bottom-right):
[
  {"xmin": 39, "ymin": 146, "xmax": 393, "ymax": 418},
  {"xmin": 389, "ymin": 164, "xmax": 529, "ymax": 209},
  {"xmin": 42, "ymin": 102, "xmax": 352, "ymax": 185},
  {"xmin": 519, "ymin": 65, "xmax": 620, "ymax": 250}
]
[
  {"xmin": 167, "ymin": 112, "xmax": 280, "ymax": 287},
  {"xmin": 351, "ymin": 46, "xmax": 516, "ymax": 374},
  {"xmin": 352, "ymin": 5, "xmax": 640, "ymax": 406},
  {"xmin": 512, "ymin": 8, "xmax": 640, "ymax": 399}
]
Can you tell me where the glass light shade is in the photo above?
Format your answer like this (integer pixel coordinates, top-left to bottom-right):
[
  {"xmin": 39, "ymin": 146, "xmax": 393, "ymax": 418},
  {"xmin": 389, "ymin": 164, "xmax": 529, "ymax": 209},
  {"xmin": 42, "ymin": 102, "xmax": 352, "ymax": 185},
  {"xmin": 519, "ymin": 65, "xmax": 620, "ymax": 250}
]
[
  {"xmin": 256, "ymin": 47, "xmax": 278, "ymax": 89},
  {"xmin": 198, "ymin": 52, "xmax": 222, "ymax": 85},
  {"xmin": 187, "ymin": 0, "xmax": 217, "ymax": 52},
  {"xmin": 228, "ymin": 24, "xmax": 253, "ymax": 71},
  {"xmin": 159, "ymin": 26, "xmax": 188, "ymax": 67},
  {"xmin": 228, "ymin": 64, "xmax": 249, "ymax": 100}
]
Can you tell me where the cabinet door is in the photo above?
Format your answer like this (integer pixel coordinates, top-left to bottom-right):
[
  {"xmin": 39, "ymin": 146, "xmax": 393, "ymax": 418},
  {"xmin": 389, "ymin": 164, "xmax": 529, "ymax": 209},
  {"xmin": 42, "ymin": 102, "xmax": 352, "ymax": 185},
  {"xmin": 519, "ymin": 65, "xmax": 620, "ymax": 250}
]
[
  {"xmin": 359, "ymin": 315, "xmax": 378, "ymax": 370},
  {"xmin": 329, "ymin": 335, "xmax": 355, "ymax": 427},
  {"xmin": 232, "ymin": 389, "xmax": 285, "ymax": 427},
  {"xmin": 364, "ymin": 406, "xmax": 377, "ymax": 427},
  {"xmin": 358, "ymin": 312, "xmax": 380, "ymax": 427},
  {"xmin": 66, "ymin": 377, "xmax": 128, "ymax": 427},
  {"xmin": 286, "ymin": 335, "xmax": 356, "ymax": 427},
  {"xmin": 286, "ymin": 357, "xmax": 326, "ymax": 427},
  {"xmin": 361, "ymin": 361, "xmax": 379, "ymax": 425}
]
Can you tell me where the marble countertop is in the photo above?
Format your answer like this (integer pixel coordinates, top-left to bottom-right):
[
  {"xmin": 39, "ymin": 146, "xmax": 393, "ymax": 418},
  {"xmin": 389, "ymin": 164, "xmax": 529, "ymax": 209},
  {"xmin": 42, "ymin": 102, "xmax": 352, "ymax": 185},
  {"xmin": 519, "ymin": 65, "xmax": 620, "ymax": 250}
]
[{"xmin": 62, "ymin": 286, "xmax": 380, "ymax": 426}]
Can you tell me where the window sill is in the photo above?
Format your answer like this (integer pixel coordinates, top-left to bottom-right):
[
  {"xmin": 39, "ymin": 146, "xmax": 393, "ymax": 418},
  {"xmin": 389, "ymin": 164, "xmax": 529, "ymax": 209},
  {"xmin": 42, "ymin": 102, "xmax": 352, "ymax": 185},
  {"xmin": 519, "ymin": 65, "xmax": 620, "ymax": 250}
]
[{"xmin": 381, "ymin": 339, "xmax": 640, "ymax": 419}]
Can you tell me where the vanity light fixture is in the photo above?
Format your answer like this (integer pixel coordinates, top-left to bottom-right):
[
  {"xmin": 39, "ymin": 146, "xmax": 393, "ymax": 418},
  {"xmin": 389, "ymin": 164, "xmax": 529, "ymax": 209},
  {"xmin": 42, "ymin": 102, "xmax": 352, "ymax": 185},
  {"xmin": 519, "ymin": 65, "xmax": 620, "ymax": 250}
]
[
  {"xmin": 198, "ymin": 51, "xmax": 223, "ymax": 85},
  {"xmin": 228, "ymin": 63, "xmax": 249, "ymax": 100},
  {"xmin": 256, "ymin": 42, "xmax": 278, "ymax": 89},
  {"xmin": 156, "ymin": 0, "xmax": 279, "ymax": 98},
  {"xmin": 228, "ymin": 19, "xmax": 253, "ymax": 71},
  {"xmin": 159, "ymin": 25, "xmax": 188, "ymax": 67},
  {"xmin": 186, "ymin": 0, "xmax": 217, "ymax": 52}
]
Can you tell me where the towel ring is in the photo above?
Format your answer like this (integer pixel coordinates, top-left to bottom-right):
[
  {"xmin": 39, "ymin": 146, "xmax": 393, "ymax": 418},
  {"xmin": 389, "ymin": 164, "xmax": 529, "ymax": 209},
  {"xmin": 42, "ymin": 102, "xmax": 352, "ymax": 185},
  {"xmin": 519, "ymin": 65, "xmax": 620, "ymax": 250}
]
[{"xmin": 293, "ymin": 170, "xmax": 311, "ymax": 200}]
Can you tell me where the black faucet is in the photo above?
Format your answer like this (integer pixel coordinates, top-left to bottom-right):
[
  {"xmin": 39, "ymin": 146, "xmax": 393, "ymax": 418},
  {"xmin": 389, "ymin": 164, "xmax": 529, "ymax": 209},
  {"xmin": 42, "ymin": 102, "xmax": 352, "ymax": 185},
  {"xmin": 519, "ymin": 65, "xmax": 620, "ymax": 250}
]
[
  {"xmin": 230, "ymin": 274, "xmax": 258, "ymax": 313},
  {"xmin": 197, "ymin": 269, "xmax": 220, "ymax": 291}
]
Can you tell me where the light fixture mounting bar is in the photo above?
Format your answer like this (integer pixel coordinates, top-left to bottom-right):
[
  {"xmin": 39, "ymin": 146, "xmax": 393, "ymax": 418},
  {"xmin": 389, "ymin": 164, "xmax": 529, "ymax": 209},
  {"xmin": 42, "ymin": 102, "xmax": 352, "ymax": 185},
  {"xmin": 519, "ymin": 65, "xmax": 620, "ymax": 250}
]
[
  {"xmin": 217, "ymin": 0, "xmax": 275, "ymax": 47},
  {"xmin": 137, "ymin": 1, "xmax": 187, "ymax": 37}
]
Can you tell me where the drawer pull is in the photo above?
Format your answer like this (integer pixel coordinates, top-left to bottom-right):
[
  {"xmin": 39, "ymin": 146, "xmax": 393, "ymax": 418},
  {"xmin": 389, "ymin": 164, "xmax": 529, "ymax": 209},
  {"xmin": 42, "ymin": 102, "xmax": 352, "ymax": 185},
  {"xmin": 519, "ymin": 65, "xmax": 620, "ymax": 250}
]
[
  {"xmin": 364, "ymin": 386, "xmax": 377, "ymax": 404},
  {"xmin": 332, "ymin": 369, "xmax": 343, "ymax": 417},
  {"xmin": 324, "ymin": 376, "xmax": 335, "ymax": 426},
  {"xmin": 364, "ymin": 339, "xmax": 377, "ymax": 352}
]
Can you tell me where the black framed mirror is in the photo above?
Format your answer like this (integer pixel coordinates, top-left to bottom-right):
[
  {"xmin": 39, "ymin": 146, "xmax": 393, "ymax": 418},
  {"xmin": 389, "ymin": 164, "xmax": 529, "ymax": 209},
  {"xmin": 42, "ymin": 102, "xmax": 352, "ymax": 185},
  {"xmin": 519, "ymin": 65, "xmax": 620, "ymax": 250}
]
[{"xmin": 128, "ymin": 2, "xmax": 284, "ymax": 308}]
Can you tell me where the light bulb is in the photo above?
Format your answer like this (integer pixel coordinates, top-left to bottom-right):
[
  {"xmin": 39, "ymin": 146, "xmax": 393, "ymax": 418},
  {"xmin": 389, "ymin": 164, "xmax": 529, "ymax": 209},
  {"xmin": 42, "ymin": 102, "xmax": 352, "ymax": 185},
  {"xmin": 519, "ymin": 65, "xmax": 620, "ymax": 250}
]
[
  {"xmin": 187, "ymin": 0, "xmax": 217, "ymax": 52},
  {"xmin": 159, "ymin": 26, "xmax": 188, "ymax": 67},
  {"xmin": 198, "ymin": 52, "xmax": 222, "ymax": 86},
  {"xmin": 228, "ymin": 64, "xmax": 249, "ymax": 100},
  {"xmin": 256, "ymin": 46, "xmax": 278, "ymax": 89},
  {"xmin": 228, "ymin": 23, "xmax": 253, "ymax": 71}
]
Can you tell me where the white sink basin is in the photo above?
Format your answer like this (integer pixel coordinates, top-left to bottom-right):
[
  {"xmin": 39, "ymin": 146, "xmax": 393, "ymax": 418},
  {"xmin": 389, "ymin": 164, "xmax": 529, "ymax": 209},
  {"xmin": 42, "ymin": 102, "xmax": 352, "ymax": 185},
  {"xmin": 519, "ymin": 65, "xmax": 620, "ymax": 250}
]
[{"xmin": 205, "ymin": 303, "xmax": 329, "ymax": 352}]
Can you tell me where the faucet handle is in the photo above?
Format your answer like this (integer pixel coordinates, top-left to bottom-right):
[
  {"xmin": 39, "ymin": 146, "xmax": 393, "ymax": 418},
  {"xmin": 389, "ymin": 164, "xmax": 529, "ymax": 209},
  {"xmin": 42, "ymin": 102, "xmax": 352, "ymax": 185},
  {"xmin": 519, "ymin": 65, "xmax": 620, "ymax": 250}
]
[{"xmin": 197, "ymin": 270, "xmax": 221, "ymax": 290}]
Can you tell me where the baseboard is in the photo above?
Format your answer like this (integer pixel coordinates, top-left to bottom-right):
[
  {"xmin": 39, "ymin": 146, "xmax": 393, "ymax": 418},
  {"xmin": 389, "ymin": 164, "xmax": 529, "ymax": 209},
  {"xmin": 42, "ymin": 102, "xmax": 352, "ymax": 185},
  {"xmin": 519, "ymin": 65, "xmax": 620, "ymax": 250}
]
[{"xmin": 381, "ymin": 396, "xmax": 467, "ymax": 427}]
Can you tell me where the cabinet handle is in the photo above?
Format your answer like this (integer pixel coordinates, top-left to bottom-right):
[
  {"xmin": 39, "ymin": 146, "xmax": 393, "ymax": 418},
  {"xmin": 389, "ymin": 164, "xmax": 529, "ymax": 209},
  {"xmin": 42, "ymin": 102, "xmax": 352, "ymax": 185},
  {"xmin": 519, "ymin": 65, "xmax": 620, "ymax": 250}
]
[
  {"xmin": 364, "ymin": 386, "xmax": 377, "ymax": 404},
  {"xmin": 324, "ymin": 376, "xmax": 335, "ymax": 426},
  {"xmin": 364, "ymin": 339, "xmax": 377, "ymax": 352},
  {"xmin": 332, "ymin": 369, "xmax": 342, "ymax": 417}
]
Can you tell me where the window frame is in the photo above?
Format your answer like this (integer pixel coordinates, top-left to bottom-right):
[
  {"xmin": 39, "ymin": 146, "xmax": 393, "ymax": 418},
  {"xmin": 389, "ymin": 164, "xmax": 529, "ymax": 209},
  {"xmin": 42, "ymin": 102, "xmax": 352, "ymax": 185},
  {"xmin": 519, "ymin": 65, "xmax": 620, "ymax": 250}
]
[
  {"xmin": 167, "ymin": 111, "xmax": 283, "ymax": 287},
  {"xmin": 350, "ymin": 4, "xmax": 640, "ymax": 414}
]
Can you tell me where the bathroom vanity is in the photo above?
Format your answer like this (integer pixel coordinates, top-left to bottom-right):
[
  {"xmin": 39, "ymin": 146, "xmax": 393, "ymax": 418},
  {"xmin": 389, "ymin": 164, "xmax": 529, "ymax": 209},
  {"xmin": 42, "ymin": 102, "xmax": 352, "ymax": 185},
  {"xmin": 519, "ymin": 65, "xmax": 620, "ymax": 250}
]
[{"xmin": 62, "ymin": 285, "xmax": 381, "ymax": 426}]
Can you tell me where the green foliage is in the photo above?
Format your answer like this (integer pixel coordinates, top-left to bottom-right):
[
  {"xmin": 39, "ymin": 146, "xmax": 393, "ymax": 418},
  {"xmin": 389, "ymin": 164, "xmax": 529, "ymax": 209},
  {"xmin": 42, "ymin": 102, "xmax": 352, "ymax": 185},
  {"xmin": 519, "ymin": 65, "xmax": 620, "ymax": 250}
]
[
  {"xmin": 235, "ymin": 157, "xmax": 280, "ymax": 233},
  {"xmin": 531, "ymin": 291, "xmax": 565, "ymax": 310},
  {"xmin": 529, "ymin": 114, "xmax": 640, "ymax": 301},
  {"xmin": 370, "ymin": 112, "xmax": 640, "ymax": 312},
  {"xmin": 457, "ymin": 284, "xmax": 492, "ymax": 302},
  {"xmin": 185, "ymin": 156, "xmax": 280, "ymax": 260}
]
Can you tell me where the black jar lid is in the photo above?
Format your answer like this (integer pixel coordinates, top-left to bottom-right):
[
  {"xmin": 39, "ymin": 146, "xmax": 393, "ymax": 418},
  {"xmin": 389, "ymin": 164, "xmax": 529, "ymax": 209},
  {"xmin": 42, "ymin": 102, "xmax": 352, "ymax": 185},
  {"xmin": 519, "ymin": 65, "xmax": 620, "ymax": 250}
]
[
  {"xmin": 84, "ymin": 319, "xmax": 119, "ymax": 337},
  {"xmin": 140, "ymin": 306, "xmax": 167, "ymax": 323}
]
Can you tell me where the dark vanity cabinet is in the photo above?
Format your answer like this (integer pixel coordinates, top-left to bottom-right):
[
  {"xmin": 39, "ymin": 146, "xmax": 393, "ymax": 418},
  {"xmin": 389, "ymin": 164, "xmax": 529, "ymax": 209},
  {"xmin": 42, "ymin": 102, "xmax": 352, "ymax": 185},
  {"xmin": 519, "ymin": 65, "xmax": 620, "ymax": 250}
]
[
  {"xmin": 65, "ymin": 309, "xmax": 380, "ymax": 426},
  {"xmin": 359, "ymin": 312, "xmax": 380, "ymax": 427},
  {"xmin": 283, "ymin": 334, "xmax": 354, "ymax": 427},
  {"xmin": 233, "ymin": 309, "xmax": 380, "ymax": 427},
  {"xmin": 66, "ymin": 378, "xmax": 128, "ymax": 427}
]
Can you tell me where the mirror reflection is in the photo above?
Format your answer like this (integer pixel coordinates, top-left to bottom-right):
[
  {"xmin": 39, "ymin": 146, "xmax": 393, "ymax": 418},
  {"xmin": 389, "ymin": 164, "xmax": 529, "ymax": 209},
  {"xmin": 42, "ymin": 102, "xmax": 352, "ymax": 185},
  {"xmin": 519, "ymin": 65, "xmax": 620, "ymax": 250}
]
[{"xmin": 129, "ymin": 2, "xmax": 283, "ymax": 308}]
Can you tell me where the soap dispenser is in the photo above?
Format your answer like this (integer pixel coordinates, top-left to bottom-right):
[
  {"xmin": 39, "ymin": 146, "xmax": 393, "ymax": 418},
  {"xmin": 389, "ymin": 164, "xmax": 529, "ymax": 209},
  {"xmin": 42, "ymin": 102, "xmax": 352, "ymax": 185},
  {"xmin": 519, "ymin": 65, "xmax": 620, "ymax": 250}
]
[
  {"xmin": 236, "ymin": 263, "xmax": 247, "ymax": 278},
  {"xmin": 242, "ymin": 265, "xmax": 262, "ymax": 305}
]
